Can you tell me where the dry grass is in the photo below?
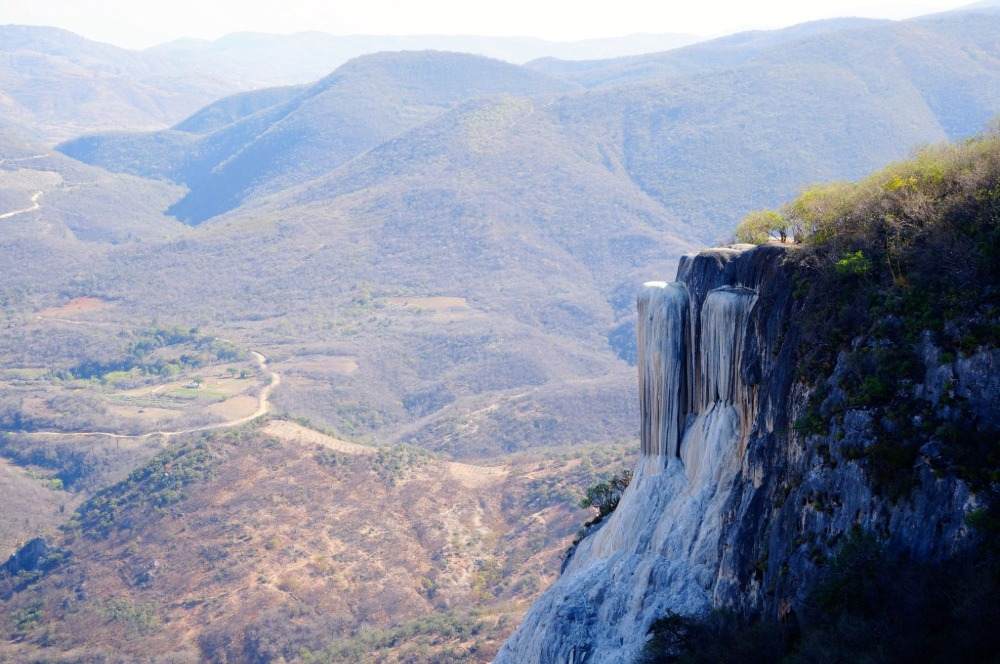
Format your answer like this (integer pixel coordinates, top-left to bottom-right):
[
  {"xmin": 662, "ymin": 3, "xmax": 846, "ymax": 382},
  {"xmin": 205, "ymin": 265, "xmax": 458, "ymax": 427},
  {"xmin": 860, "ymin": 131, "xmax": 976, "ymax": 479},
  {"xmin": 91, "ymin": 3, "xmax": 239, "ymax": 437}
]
[
  {"xmin": 276, "ymin": 354, "xmax": 360, "ymax": 376},
  {"xmin": 446, "ymin": 461, "xmax": 509, "ymax": 489},
  {"xmin": 206, "ymin": 394, "xmax": 259, "ymax": 420},
  {"xmin": 36, "ymin": 297, "xmax": 113, "ymax": 319},
  {"xmin": 0, "ymin": 458, "xmax": 77, "ymax": 559},
  {"xmin": 263, "ymin": 419, "xmax": 375, "ymax": 456},
  {"xmin": 0, "ymin": 427, "xmax": 632, "ymax": 662},
  {"xmin": 384, "ymin": 296, "xmax": 481, "ymax": 323}
]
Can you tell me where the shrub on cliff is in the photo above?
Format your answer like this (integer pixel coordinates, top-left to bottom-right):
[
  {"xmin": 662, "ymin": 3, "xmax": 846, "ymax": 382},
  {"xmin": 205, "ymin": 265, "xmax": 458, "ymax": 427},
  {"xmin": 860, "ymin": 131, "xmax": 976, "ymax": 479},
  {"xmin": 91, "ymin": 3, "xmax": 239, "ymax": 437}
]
[
  {"xmin": 579, "ymin": 469, "xmax": 632, "ymax": 518},
  {"xmin": 781, "ymin": 128, "xmax": 1000, "ymax": 496},
  {"xmin": 735, "ymin": 210, "xmax": 791, "ymax": 244}
]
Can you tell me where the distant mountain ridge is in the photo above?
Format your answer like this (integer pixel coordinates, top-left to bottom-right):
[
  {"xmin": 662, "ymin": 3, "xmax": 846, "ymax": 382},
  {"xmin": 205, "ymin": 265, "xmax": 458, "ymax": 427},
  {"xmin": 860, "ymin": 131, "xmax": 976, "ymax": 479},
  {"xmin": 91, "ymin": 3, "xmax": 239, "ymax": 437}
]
[
  {"xmin": 61, "ymin": 8, "xmax": 1000, "ymax": 236},
  {"xmin": 3, "ymin": 9, "xmax": 1000, "ymax": 662},
  {"xmin": 9, "ymin": 1, "xmax": 1000, "ymax": 478},
  {"xmin": 0, "ymin": 25, "xmax": 240, "ymax": 143},
  {"xmin": 525, "ymin": 17, "xmax": 890, "ymax": 86},
  {"xmin": 46, "ymin": 6, "xmax": 1000, "ymax": 459},
  {"xmin": 0, "ymin": 24, "xmax": 697, "ymax": 143},
  {"xmin": 60, "ymin": 51, "xmax": 579, "ymax": 223},
  {"xmin": 146, "ymin": 31, "xmax": 703, "ymax": 87}
]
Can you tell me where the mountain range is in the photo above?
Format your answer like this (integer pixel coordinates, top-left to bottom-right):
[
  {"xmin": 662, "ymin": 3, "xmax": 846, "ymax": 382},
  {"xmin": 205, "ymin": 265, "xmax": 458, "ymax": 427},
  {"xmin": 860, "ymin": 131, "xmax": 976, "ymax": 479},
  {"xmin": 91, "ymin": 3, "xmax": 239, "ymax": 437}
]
[
  {"xmin": 0, "ymin": 24, "xmax": 696, "ymax": 143},
  {"xmin": 1, "ymin": 5, "xmax": 1000, "ymax": 661},
  {"xmin": 0, "ymin": 2, "xmax": 996, "ymax": 466}
]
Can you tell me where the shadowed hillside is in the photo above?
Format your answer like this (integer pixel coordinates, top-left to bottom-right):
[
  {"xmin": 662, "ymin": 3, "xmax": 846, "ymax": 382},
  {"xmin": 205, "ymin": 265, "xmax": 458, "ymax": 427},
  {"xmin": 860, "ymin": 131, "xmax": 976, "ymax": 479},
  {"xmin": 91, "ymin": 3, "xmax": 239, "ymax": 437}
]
[
  {"xmin": 19, "ymin": 8, "xmax": 1000, "ymax": 459},
  {"xmin": 543, "ymin": 11, "xmax": 1000, "ymax": 238},
  {"xmin": 61, "ymin": 10, "xmax": 1000, "ymax": 239},
  {"xmin": 60, "ymin": 51, "xmax": 579, "ymax": 223},
  {"xmin": 0, "ymin": 130, "xmax": 188, "ymax": 315},
  {"xmin": 0, "ymin": 5, "xmax": 998, "ymax": 663}
]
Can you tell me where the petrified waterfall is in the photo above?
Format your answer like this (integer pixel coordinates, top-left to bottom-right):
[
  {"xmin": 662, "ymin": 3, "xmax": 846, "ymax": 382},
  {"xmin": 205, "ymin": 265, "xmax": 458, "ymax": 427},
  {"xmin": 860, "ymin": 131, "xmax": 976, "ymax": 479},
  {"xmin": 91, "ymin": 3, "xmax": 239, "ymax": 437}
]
[
  {"xmin": 496, "ymin": 244, "xmax": 984, "ymax": 664},
  {"xmin": 495, "ymin": 251, "xmax": 760, "ymax": 664},
  {"xmin": 637, "ymin": 282, "xmax": 688, "ymax": 460}
]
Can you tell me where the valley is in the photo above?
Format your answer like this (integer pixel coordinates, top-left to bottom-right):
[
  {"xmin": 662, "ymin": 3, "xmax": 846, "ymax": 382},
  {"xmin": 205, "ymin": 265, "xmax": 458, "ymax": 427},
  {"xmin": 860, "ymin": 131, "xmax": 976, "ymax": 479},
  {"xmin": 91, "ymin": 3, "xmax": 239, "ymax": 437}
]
[{"xmin": 1, "ymin": 3, "xmax": 999, "ymax": 662}]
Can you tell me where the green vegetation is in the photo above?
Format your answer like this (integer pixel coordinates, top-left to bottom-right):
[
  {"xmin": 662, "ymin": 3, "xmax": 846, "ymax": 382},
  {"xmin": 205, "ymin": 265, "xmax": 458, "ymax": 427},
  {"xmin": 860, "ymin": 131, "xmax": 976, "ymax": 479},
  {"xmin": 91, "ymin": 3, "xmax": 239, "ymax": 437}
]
[
  {"xmin": 0, "ymin": 541, "xmax": 70, "ymax": 596},
  {"xmin": 734, "ymin": 210, "xmax": 791, "ymax": 244},
  {"xmin": 298, "ymin": 610, "xmax": 488, "ymax": 664},
  {"xmin": 776, "ymin": 131, "xmax": 1000, "ymax": 496},
  {"xmin": 832, "ymin": 249, "xmax": 871, "ymax": 277},
  {"xmin": 97, "ymin": 598, "xmax": 160, "ymax": 637},
  {"xmin": 56, "ymin": 325, "xmax": 241, "ymax": 385},
  {"xmin": 70, "ymin": 438, "xmax": 217, "ymax": 539},
  {"xmin": 9, "ymin": 600, "xmax": 43, "ymax": 637},
  {"xmin": 579, "ymin": 469, "xmax": 633, "ymax": 519},
  {"xmin": 663, "ymin": 132, "xmax": 1000, "ymax": 663},
  {"xmin": 0, "ymin": 433, "xmax": 158, "ymax": 492},
  {"xmin": 370, "ymin": 444, "xmax": 433, "ymax": 486},
  {"xmin": 303, "ymin": 439, "xmax": 442, "ymax": 487},
  {"xmin": 4, "ymin": 14, "xmax": 1000, "ymax": 664},
  {"xmin": 561, "ymin": 468, "xmax": 635, "ymax": 566},
  {"xmin": 640, "ymin": 525, "xmax": 1000, "ymax": 663}
]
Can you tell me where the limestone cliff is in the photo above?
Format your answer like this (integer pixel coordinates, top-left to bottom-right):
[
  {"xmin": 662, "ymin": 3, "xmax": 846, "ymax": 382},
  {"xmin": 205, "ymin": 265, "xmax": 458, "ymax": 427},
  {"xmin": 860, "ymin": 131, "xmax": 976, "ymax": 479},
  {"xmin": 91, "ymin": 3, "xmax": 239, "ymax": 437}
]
[{"xmin": 495, "ymin": 244, "xmax": 988, "ymax": 663}]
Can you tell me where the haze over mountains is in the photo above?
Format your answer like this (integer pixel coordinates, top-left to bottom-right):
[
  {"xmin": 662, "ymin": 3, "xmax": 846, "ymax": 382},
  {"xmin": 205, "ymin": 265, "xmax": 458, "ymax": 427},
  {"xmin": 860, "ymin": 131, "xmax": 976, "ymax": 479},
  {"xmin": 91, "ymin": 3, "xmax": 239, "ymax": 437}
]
[
  {"xmin": 4, "ymin": 4, "xmax": 1000, "ymax": 456},
  {"xmin": 62, "ymin": 52, "xmax": 580, "ymax": 223},
  {"xmin": 0, "ymin": 24, "xmax": 696, "ymax": 142},
  {"xmin": 0, "ymin": 1, "xmax": 997, "ymax": 494},
  {"xmin": 149, "ymin": 31, "xmax": 703, "ymax": 87},
  {"xmin": 0, "ymin": 25, "xmax": 238, "ymax": 142},
  {"xmin": 1, "ymin": 4, "xmax": 1000, "ymax": 661},
  {"xmin": 60, "ymin": 8, "xmax": 1000, "ymax": 235}
]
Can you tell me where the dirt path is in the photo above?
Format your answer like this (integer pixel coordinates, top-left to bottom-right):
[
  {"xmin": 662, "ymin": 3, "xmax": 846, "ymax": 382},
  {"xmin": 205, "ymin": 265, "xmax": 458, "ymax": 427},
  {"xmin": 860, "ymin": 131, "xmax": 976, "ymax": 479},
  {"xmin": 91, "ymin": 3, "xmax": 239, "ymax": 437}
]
[
  {"xmin": 264, "ymin": 419, "xmax": 509, "ymax": 488},
  {"xmin": 263, "ymin": 420, "xmax": 376, "ymax": 455},
  {"xmin": 10, "ymin": 351, "xmax": 280, "ymax": 440},
  {"xmin": 8, "ymin": 348, "xmax": 509, "ymax": 489},
  {"xmin": 0, "ymin": 190, "xmax": 42, "ymax": 220}
]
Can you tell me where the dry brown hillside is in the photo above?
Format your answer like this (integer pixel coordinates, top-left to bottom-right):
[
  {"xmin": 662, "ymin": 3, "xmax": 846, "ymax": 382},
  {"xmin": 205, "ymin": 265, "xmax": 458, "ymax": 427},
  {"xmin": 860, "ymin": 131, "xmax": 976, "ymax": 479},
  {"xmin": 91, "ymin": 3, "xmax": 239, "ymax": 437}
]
[{"xmin": 0, "ymin": 420, "xmax": 633, "ymax": 663}]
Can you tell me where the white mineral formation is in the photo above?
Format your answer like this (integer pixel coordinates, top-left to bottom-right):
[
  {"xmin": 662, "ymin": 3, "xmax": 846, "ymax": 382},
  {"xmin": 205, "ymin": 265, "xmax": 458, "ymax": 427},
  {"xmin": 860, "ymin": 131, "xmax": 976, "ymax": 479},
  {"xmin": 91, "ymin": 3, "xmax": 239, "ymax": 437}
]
[{"xmin": 495, "ymin": 274, "xmax": 758, "ymax": 664}]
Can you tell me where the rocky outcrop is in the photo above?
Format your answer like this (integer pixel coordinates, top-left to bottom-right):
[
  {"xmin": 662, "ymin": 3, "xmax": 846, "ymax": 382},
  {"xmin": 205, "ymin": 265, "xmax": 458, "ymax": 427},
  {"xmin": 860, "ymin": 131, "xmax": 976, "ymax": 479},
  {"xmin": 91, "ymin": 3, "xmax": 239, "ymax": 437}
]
[
  {"xmin": 0, "ymin": 537, "xmax": 68, "ymax": 599},
  {"xmin": 496, "ymin": 244, "xmax": 984, "ymax": 663}
]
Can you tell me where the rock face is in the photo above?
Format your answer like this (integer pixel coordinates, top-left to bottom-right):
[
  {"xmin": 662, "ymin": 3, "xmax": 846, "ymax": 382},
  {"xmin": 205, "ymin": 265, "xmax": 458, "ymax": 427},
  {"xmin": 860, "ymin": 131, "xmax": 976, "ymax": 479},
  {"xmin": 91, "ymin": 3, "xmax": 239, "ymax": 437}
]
[{"xmin": 495, "ymin": 244, "xmax": 982, "ymax": 664}]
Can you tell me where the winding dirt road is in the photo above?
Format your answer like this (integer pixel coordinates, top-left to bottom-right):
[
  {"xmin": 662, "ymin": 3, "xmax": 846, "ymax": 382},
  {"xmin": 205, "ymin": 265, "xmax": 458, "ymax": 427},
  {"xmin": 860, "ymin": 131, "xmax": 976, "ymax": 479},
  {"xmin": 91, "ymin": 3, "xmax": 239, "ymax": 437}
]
[
  {"xmin": 9, "ymin": 351, "xmax": 280, "ymax": 440},
  {"xmin": 0, "ymin": 154, "xmax": 50, "ymax": 220},
  {"xmin": 0, "ymin": 190, "xmax": 42, "ymax": 220}
]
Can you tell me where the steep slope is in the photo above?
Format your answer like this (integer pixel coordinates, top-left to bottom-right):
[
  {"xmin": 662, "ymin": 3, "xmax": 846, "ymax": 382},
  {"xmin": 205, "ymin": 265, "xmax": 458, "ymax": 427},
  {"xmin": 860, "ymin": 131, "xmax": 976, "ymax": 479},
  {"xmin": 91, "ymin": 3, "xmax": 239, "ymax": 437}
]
[
  {"xmin": 271, "ymin": 13, "xmax": 1000, "ymax": 243},
  {"xmin": 0, "ymin": 134, "xmax": 188, "ymax": 243},
  {"xmin": 0, "ymin": 25, "xmax": 239, "ymax": 143},
  {"xmin": 60, "ymin": 51, "xmax": 580, "ymax": 223},
  {"xmin": 63, "ymin": 12, "xmax": 1000, "ymax": 239},
  {"xmin": 498, "ymin": 135, "xmax": 1000, "ymax": 663},
  {"xmin": 173, "ymin": 84, "xmax": 306, "ymax": 134},
  {"xmin": 42, "ymin": 5, "xmax": 1000, "ymax": 458},
  {"xmin": 0, "ymin": 132, "xmax": 189, "ymax": 317}
]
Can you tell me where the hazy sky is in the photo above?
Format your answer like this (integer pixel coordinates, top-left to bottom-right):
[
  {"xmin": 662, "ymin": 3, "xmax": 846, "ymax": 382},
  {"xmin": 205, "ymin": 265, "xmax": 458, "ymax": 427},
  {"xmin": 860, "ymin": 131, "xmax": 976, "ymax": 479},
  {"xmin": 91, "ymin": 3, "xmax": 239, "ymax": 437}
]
[{"xmin": 0, "ymin": 0, "xmax": 978, "ymax": 48}]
